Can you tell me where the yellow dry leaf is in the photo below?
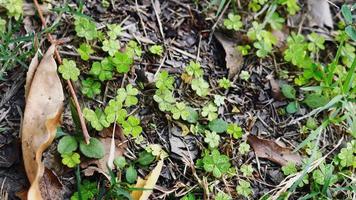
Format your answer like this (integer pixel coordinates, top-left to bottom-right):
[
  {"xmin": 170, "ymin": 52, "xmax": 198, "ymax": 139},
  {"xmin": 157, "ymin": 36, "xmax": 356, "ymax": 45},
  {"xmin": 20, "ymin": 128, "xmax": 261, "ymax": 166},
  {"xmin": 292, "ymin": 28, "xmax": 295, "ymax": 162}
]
[
  {"xmin": 131, "ymin": 160, "xmax": 164, "ymax": 200},
  {"xmin": 21, "ymin": 45, "xmax": 64, "ymax": 200}
]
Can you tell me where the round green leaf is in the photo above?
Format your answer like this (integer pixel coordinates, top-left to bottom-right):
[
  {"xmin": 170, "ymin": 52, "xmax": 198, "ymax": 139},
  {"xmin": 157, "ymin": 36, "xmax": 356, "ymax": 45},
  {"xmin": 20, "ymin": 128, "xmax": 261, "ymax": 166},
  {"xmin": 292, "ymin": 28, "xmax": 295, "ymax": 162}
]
[
  {"xmin": 208, "ymin": 118, "xmax": 227, "ymax": 133},
  {"xmin": 185, "ymin": 107, "xmax": 198, "ymax": 123},
  {"xmin": 79, "ymin": 138, "xmax": 105, "ymax": 159},
  {"xmin": 125, "ymin": 165, "xmax": 137, "ymax": 184},
  {"xmin": 303, "ymin": 93, "xmax": 328, "ymax": 109},
  {"xmin": 281, "ymin": 84, "xmax": 296, "ymax": 99},
  {"xmin": 286, "ymin": 101, "xmax": 299, "ymax": 114},
  {"xmin": 57, "ymin": 135, "xmax": 78, "ymax": 154},
  {"xmin": 136, "ymin": 151, "xmax": 155, "ymax": 166}
]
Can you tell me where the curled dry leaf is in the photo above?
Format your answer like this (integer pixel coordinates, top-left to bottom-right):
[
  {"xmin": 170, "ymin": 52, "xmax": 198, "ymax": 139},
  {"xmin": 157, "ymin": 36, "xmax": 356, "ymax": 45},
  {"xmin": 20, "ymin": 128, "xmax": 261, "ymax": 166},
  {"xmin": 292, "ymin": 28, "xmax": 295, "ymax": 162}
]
[
  {"xmin": 214, "ymin": 32, "xmax": 243, "ymax": 79},
  {"xmin": 21, "ymin": 45, "xmax": 65, "ymax": 200},
  {"xmin": 247, "ymin": 135, "xmax": 302, "ymax": 166},
  {"xmin": 307, "ymin": 0, "xmax": 333, "ymax": 29},
  {"xmin": 268, "ymin": 76, "xmax": 283, "ymax": 101},
  {"xmin": 131, "ymin": 160, "xmax": 164, "ymax": 200}
]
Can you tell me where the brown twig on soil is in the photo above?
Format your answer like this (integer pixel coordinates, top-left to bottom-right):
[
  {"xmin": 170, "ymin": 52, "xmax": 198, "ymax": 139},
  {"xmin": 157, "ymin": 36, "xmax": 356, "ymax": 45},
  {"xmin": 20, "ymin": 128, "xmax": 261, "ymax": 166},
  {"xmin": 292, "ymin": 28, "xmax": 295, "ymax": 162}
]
[{"xmin": 33, "ymin": 0, "xmax": 91, "ymax": 144}]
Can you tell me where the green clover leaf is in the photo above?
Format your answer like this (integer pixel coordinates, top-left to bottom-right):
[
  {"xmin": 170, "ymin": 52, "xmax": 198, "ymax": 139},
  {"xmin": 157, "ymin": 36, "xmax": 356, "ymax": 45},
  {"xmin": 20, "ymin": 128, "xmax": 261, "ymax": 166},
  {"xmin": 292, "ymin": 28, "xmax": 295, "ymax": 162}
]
[
  {"xmin": 238, "ymin": 142, "xmax": 250, "ymax": 155},
  {"xmin": 307, "ymin": 32, "xmax": 325, "ymax": 52},
  {"xmin": 153, "ymin": 90, "xmax": 176, "ymax": 112},
  {"xmin": 202, "ymin": 149, "xmax": 231, "ymax": 178},
  {"xmin": 127, "ymin": 40, "xmax": 142, "ymax": 58},
  {"xmin": 202, "ymin": 103, "xmax": 218, "ymax": 121},
  {"xmin": 204, "ymin": 131, "xmax": 220, "ymax": 149},
  {"xmin": 104, "ymin": 99, "xmax": 127, "ymax": 124},
  {"xmin": 58, "ymin": 59, "xmax": 80, "ymax": 81},
  {"xmin": 149, "ymin": 44, "xmax": 164, "ymax": 56},
  {"xmin": 185, "ymin": 61, "xmax": 203, "ymax": 78},
  {"xmin": 268, "ymin": 12, "xmax": 285, "ymax": 30},
  {"xmin": 236, "ymin": 180, "xmax": 252, "ymax": 197},
  {"xmin": 116, "ymin": 84, "xmax": 139, "ymax": 107},
  {"xmin": 61, "ymin": 152, "xmax": 80, "ymax": 168},
  {"xmin": 240, "ymin": 164, "xmax": 253, "ymax": 176},
  {"xmin": 227, "ymin": 123, "xmax": 243, "ymax": 139},
  {"xmin": 81, "ymin": 78, "xmax": 101, "ymax": 98},
  {"xmin": 171, "ymin": 102, "xmax": 189, "ymax": 120},
  {"xmin": 112, "ymin": 51, "xmax": 133, "ymax": 73},
  {"xmin": 155, "ymin": 71, "xmax": 175, "ymax": 90},
  {"xmin": 77, "ymin": 43, "xmax": 94, "ymax": 61},
  {"xmin": 102, "ymin": 39, "xmax": 119, "ymax": 56},
  {"xmin": 74, "ymin": 16, "xmax": 98, "ymax": 40},
  {"xmin": 83, "ymin": 108, "xmax": 110, "ymax": 131},
  {"xmin": 107, "ymin": 24, "xmax": 122, "ymax": 40},
  {"xmin": 281, "ymin": 162, "xmax": 297, "ymax": 175},
  {"xmin": 223, "ymin": 13, "xmax": 243, "ymax": 31},
  {"xmin": 218, "ymin": 77, "xmax": 231, "ymax": 89},
  {"xmin": 89, "ymin": 59, "xmax": 113, "ymax": 82},
  {"xmin": 122, "ymin": 116, "xmax": 142, "ymax": 137},
  {"xmin": 191, "ymin": 78, "xmax": 209, "ymax": 97}
]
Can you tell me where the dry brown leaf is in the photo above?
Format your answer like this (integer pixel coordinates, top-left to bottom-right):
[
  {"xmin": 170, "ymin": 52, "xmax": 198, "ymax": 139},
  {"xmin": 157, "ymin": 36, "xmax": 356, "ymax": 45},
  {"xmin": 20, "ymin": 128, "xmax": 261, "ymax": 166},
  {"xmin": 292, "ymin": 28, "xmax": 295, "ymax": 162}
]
[
  {"xmin": 21, "ymin": 45, "xmax": 64, "ymax": 200},
  {"xmin": 307, "ymin": 0, "xmax": 333, "ymax": 29},
  {"xmin": 25, "ymin": 51, "xmax": 38, "ymax": 99},
  {"xmin": 214, "ymin": 32, "xmax": 243, "ymax": 79},
  {"xmin": 268, "ymin": 76, "xmax": 283, "ymax": 101},
  {"xmin": 247, "ymin": 135, "xmax": 302, "ymax": 166},
  {"xmin": 131, "ymin": 160, "xmax": 164, "ymax": 200}
]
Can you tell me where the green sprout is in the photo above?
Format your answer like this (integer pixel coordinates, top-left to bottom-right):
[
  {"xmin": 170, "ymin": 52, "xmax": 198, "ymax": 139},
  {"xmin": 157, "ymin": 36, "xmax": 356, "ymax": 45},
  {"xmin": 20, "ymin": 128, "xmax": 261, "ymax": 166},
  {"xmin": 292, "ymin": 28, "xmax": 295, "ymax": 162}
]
[
  {"xmin": 214, "ymin": 95, "xmax": 225, "ymax": 106},
  {"xmin": 238, "ymin": 142, "xmax": 250, "ymax": 155},
  {"xmin": 239, "ymin": 70, "xmax": 250, "ymax": 81},
  {"xmin": 58, "ymin": 59, "xmax": 80, "ymax": 81},
  {"xmin": 127, "ymin": 40, "xmax": 142, "ymax": 58},
  {"xmin": 71, "ymin": 180, "xmax": 99, "ymax": 200},
  {"xmin": 307, "ymin": 32, "xmax": 325, "ymax": 53},
  {"xmin": 223, "ymin": 13, "xmax": 243, "ymax": 31},
  {"xmin": 155, "ymin": 71, "xmax": 174, "ymax": 90},
  {"xmin": 215, "ymin": 192, "xmax": 232, "ymax": 200},
  {"xmin": 268, "ymin": 12, "xmax": 285, "ymax": 30},
  {"xmin": 122, "ymin": 116, "xmax": 142, "ymax": 137},
  {"xmin": 236, "ymin": 45, "xmax": 251, "ymax": 56},
  {"xmin": 153, "ymin": 90, "xmax": 176, "ymax": 112}
]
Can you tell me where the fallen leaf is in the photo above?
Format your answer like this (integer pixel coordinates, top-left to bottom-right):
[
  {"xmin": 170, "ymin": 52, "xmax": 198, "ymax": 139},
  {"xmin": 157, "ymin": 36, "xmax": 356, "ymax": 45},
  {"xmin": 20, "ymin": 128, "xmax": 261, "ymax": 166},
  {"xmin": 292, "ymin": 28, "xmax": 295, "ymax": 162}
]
[
  {"xmin": 307, "ymin": 0, "xmax": 333, "ymax": 29},
  {"xmin": 247, "ymin": 135, "xmax": 302, "ymax": 166},
  {"xmin": 81, "ymin": 126, "xmax": 127, "ymax": 177},
  {"xmin": 21, "ymin": 45, "xmax": 64, "ymax": 200},
  {"xmin": 131, "ymin": 160, "xmax": 164, "ymax": 200},
  {"xmin": 268, "ymin": 76, "xmax": 283, "ymax": 101},
  {"xmin": 25, "ymin": 51, "xmax": 38, "ymax": 99},
  {"xmin": 214, "ymin": 32, "xmax": 243, "ymax": 79}
]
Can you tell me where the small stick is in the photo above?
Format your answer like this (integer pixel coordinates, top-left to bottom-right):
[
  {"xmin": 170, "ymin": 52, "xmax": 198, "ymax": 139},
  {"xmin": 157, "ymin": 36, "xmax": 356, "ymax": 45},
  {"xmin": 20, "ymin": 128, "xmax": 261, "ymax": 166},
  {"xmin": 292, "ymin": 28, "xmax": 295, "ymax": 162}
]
[{"xmin": 33, "ymin": 0, "xmax": 91, "ymax": 144}]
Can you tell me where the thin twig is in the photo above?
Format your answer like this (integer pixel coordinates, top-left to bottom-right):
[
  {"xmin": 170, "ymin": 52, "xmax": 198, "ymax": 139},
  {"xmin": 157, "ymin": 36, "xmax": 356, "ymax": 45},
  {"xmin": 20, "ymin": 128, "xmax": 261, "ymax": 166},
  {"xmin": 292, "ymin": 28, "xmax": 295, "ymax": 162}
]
[{"xmin": 33, "ymin": 0, "xmax": 91, "ymax": 144}]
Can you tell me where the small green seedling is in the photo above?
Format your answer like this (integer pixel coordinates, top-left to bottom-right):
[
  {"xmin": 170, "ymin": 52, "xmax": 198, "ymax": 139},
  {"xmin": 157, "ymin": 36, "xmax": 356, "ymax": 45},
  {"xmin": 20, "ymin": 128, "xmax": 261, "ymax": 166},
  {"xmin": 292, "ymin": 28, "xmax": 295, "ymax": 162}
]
[
  {"xmin": 74, "ymin": 16, "xmax": 98, "ymax": 40},
  {"xmin": 223, "ymin": 13, "xmax": 243, "ymax": 31},
  {"xmin": 236, "ymin": 180, "xmax": 252, "ymax": 197},
  {"xmin": 107, "ymin": 24, "xmax": 122, "ymax": 40},
  {"xmin": 90, "ymin": 59, "xmax": 114, "ymax": 82},
  {"xmin": 116, "ymin": 84, "xmax": 139, "ymax": 107},
  {"xmin": 218, "ymin": 77, "xmax": 232, "ymax": 89},
  {"xmin": 240, "ymin": 164, "xmax": 253, "ymax": 176},
  {"xmin": 83, "ymin": 108, "xmax": 110, "ymax": 131},
  {"xmin": 238, "ymin": 142, "xmax": 250, "ymax": 155},
  {"xmin": 102, "ymin": 39, "xmax": 120, "ymax": 56},
  {"xmin": 112, "ymin": 51, "xmax": 133, "ymax": 73},
  {"xmin": 71, "ymin": 180, "xmax": 99, "ymax": 200},
  {"xmin": 149, "ymin": 44, "xmax": 164, "ymax": 56},
  {"xmin": 171, "ymin": 102, "xmax": 189, "ymax": 120},
  {"xmin": 185, "ymin": 61, "xmax": 203, "ymax": 78},
  {"xmin": 104, "ymin": 99, "xmax": 127, "ymax": 124}
]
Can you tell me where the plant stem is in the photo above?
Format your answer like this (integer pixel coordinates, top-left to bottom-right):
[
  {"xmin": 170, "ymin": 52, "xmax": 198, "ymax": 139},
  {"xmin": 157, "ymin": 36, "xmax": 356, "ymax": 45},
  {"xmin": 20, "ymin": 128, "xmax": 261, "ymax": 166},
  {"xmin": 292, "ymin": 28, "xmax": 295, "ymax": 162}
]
[{"xmin": 33, "ymin": 0, "xmax": 91, "ymax": 144}]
